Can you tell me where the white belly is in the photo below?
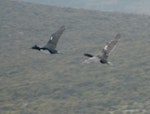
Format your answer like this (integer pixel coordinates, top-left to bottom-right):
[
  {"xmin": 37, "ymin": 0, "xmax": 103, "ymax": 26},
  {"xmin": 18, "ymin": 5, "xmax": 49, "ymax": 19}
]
[
  {"xmin": 40, "ymin": 49, "xmax": 50, "ymax": 54},
  {"xmin": 83, "ymin": 56, "xmax": 100, "ymax": 64}
]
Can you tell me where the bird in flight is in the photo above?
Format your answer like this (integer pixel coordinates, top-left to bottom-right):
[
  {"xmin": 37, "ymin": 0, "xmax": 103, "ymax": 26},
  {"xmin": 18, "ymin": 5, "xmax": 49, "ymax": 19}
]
[
  {"xmin": 32, "ymin": 25, "xmax": 65, "ymax": 54},
  {"xmin": 83, "ymin": 34, "xmax": 121, "ymax": 65}
]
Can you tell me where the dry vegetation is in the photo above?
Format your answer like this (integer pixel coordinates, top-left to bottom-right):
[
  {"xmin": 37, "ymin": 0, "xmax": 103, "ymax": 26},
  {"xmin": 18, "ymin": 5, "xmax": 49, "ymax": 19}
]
[{"xmin": 0, "ymin": 0, "xmax": 150, "ymax": 114}]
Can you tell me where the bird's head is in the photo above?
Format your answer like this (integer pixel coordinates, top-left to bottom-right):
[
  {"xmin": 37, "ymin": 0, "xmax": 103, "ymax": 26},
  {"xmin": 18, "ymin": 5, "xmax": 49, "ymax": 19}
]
[{"xmin": 31, "ymin": 45, "xmax": 40, "ymax": 50}]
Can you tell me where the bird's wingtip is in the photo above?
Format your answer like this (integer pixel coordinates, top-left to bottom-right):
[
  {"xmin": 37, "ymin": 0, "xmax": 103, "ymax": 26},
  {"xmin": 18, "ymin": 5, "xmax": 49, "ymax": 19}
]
[{"xmin": 115, "ymin": 33, "xmax": 121, "ymax": 40}]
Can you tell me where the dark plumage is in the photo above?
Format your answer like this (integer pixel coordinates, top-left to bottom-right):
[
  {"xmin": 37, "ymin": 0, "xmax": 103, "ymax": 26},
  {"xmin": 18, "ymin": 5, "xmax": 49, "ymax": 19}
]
[
  {"xmin": 83, "ymin": 34, "xmax": 121, "ymax": 65},
  {"xmin": 84, "ymin": 53, "xmax": 94, "ymax": 57},
  {"xmin": 32, "ymin": 25, "xmax": 65, "ymax": 54}
]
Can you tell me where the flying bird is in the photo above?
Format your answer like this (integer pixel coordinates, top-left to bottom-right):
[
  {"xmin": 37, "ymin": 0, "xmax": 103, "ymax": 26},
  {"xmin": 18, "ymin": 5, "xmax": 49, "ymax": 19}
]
[
  {"xmin": 83, "ymin": 34, "xmax": 121, "ymax": 65},
  {"xmin": 32, "ymin": 25, "xmax": 65, "ymax": 54}
]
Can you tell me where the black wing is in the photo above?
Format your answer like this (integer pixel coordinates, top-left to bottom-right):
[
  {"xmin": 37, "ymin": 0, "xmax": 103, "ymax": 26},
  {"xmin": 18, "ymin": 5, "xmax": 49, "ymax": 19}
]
[
  {"xmin": 44, "ymin": 25, "xmax": 65, "ymax": 49},
  {"xmin": 101, "ymin": 34, "xmax": 120, "ymax": 59}
]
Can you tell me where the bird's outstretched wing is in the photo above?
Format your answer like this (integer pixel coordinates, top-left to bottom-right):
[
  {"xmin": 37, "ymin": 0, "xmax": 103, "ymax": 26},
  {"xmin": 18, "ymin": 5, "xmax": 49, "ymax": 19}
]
[
  {"xmin": 102, "ymin": 33, "xmax": 120, "ymax": 56},
  {"xmin": 44, "ymin": 25, "xmax": 65, "ymax": 49}
]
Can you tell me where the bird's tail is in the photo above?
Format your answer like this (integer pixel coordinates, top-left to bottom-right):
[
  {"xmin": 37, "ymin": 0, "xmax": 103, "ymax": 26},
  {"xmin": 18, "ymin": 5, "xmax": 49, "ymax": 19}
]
[
  {"xmin": 84, "ymin": 53, "xmax": 94, "ymax": 57},
  {"xmin": 107, "ymin": 61, "xmax": 113, "ymax": 66},
  {"xmin": 57, "ymin": 50, "xmax": 64, "ymax": 54}
]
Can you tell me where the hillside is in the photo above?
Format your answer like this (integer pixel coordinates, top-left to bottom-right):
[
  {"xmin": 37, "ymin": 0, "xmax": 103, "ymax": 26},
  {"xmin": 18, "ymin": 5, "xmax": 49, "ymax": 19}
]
[
  {"xmin": 20, "ymin": 0, "xmax": 150, "ymax": 15},
  {"xmin": 0, "ymin": 0, "xmax": 150, "ymax": 114}
]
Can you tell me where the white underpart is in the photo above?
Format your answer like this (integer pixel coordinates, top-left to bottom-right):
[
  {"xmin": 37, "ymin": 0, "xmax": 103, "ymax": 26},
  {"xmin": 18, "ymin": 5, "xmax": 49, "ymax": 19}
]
[
  {"xmin": 40, "ymin": 49, "xmax": 50, "ymax": 54},
  {"xmin": 83, "ymin": 56, "xmax": 99, "ymax": 64}
]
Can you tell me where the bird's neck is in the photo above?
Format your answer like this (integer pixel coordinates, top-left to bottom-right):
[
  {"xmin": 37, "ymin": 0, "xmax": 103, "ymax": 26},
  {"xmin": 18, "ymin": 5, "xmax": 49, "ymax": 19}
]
[{"xmin": 32, "ymin": 45, "xmax": 41, "ymax": 50}]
